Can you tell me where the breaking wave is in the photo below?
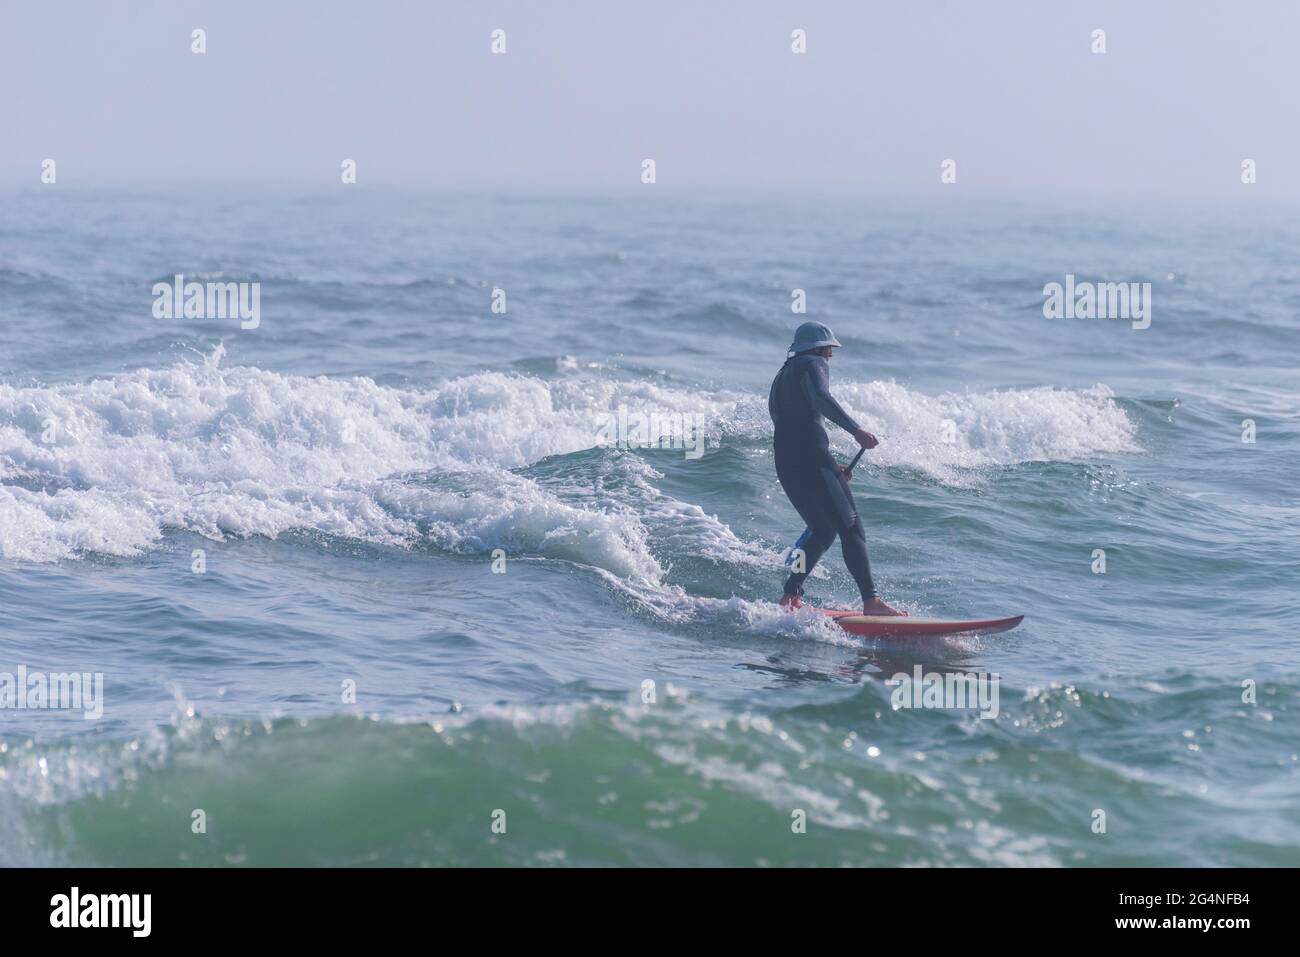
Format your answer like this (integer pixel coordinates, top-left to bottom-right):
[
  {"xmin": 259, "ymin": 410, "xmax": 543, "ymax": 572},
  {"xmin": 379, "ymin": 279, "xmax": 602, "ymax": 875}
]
[{"xmin": 0, "ymin": 350, "xmax": 1138, "ymax": 573}]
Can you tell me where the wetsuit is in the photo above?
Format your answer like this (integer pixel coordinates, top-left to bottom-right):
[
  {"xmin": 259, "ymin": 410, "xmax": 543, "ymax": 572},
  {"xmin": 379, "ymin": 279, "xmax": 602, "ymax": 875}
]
[{"xmin": 768, "ymin": 352, "xmax": 877, "ymax": 602}]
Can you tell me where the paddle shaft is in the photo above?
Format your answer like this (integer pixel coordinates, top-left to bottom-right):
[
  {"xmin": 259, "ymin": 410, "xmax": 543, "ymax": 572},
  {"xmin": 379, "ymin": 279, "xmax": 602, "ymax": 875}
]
[{"xmin": 784, "ymin": 446, "xmax": 868, "ymax": 564}]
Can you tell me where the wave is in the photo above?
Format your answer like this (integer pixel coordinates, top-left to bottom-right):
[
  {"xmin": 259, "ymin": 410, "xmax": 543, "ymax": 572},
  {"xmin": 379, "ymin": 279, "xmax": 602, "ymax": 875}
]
[
  {"xmin": 0, "ymin": 350, "xmax": 1139, "ymax": 574},
  {"xmin": 3, "ymin": 675, "xmax": 1293, "ymax": 866},
  {"xmin": 830, "ymin": 380, "xmax": 1140, "ymax": 479}
]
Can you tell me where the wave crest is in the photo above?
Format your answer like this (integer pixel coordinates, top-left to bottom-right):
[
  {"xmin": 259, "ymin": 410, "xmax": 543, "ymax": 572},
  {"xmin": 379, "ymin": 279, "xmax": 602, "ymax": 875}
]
[{"xmin": 0, "ymin": 353, "xmax": 1137, "ymax": 569}]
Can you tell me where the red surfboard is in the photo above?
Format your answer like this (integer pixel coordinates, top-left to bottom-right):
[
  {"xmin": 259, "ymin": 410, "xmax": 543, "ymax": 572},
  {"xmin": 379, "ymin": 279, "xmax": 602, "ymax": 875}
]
[{"xmin": 812, "ymin": 607, "xmax": 1024, "ymax": 638}]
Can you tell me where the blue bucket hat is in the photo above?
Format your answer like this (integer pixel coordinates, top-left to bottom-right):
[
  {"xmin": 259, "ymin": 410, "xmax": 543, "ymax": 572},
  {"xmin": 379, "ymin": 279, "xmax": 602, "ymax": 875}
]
[{"xmin": 787, "ymin": 321, "xmax": 842, "ymax": 355}]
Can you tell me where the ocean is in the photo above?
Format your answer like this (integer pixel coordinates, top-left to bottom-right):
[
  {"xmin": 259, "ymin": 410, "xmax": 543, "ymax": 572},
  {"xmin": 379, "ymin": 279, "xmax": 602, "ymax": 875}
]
[{"xmin": 1, "ymin": 190, "xmax": 1296, "ymax": 866}]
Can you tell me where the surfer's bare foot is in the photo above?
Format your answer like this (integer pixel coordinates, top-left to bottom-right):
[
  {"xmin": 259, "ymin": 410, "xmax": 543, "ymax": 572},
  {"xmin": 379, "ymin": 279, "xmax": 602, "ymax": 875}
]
[
  {"xmin": 863, "ymin": 597, "xmax": 908, "ymax": 616},
  {"xmin": 779, "ymin": 593, "xmax": 802, "ymax": 609}
]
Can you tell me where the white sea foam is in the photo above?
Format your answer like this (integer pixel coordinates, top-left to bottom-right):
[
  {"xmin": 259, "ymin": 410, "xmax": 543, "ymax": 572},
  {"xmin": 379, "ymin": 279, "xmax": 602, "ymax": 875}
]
[
  {"xmin": 375, "ymin": 471, "xmax": 666, "ymax": 582},
  {"xmin": 830, "ymin": 380, "xmax": 1141, "ymax": 482},
  {"xmin": 0, "ymin": 351, "xmax": 1138, "ymax": 575}
]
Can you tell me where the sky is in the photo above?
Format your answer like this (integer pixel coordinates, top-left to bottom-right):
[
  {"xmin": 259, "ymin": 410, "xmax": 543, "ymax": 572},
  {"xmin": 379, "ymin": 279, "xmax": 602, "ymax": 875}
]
[{"xmin": 3, "ymin": 0, "xmax": 1298, "ymax": 205}]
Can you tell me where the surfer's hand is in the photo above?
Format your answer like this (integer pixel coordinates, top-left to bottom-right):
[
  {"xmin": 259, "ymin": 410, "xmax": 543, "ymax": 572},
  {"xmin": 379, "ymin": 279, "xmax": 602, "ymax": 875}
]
[
  {"xmin": 840, "ymin": 466, "xmax": 853, "ymax": 481},
  {"xmin": 853, "ymin": 428, "xmax": 878, "ymax": 450}
]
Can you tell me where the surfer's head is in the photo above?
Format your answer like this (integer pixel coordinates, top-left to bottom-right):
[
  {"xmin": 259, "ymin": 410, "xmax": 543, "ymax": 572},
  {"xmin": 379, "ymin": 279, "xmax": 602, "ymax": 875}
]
[{"xmin": 787, "ymin": 321, "xmax": 841, "ymax": 358}]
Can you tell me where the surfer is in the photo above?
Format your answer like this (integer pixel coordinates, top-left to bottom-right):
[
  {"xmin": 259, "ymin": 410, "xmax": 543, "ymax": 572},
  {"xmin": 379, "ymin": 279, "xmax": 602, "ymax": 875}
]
[{"xmin": 769, "ymin": 322, "xmax": 906, "ymax": 616}]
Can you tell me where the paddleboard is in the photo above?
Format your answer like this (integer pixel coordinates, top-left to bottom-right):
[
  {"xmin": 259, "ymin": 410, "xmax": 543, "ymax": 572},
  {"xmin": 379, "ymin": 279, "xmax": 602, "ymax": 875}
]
[{"xmin": 812, "ymin": 607, "xmax": 1024, "ymax": 638}]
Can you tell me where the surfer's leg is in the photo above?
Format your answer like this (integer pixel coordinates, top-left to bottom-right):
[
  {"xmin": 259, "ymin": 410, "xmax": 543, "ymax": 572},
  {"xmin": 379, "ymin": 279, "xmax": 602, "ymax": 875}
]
[
  {"xmin": 840, "ymin": 518, "xmax": 907, "ymax": 615},
  {"xmin": 777, "ymin": 458, "xmax": 837, "ymax": 600},
  {"xmin": 819, "ymin": 467, "xmax": 907, "ymax": 616},
  {"xmin": 838, "ymin": 516, "xmax": 876, "ymax": 601},
  {"xmin": 782, "ymin": 522, "xmax": 835, "ymax": 597}
]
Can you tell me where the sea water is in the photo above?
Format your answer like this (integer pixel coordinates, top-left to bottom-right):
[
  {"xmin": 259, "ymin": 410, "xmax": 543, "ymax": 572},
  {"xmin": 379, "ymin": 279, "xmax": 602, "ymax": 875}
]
[{"xmin": 1, "ymin": 190, "xmax": 1296, "ymax": 865}]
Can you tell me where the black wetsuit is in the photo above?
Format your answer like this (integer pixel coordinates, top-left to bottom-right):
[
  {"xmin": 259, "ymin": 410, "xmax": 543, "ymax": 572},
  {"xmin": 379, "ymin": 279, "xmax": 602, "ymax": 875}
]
[{"xmin": 768, "ymin": 352, "xmax": 877, "ymax": 602}]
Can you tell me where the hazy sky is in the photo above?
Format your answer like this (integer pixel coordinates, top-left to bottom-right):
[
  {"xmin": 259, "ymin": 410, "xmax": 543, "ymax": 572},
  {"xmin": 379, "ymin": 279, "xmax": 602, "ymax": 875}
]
[{"xmin": 4, "ymin": 0, "xmax": 1298, "ymax": 204}]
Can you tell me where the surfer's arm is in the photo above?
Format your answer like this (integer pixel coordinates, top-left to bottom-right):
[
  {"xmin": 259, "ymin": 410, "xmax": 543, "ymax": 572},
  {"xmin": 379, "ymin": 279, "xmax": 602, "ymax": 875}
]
[{"xmin": 800, "ymin": 358, "xmax": 861, "ymax": 434}]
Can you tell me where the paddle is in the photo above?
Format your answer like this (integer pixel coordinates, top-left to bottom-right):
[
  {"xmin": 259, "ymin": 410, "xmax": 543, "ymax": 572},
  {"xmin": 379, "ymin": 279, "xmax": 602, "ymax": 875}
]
[{"xmin": 783, "ymin": 446, "xmax": 867, "ymax": 566}]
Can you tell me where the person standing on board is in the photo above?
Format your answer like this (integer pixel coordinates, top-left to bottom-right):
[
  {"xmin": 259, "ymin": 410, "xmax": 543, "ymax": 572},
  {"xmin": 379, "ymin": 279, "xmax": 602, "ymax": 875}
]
[{"xmin": 768, "ymin": 322, "xmax": 906, "ymax": 616}]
